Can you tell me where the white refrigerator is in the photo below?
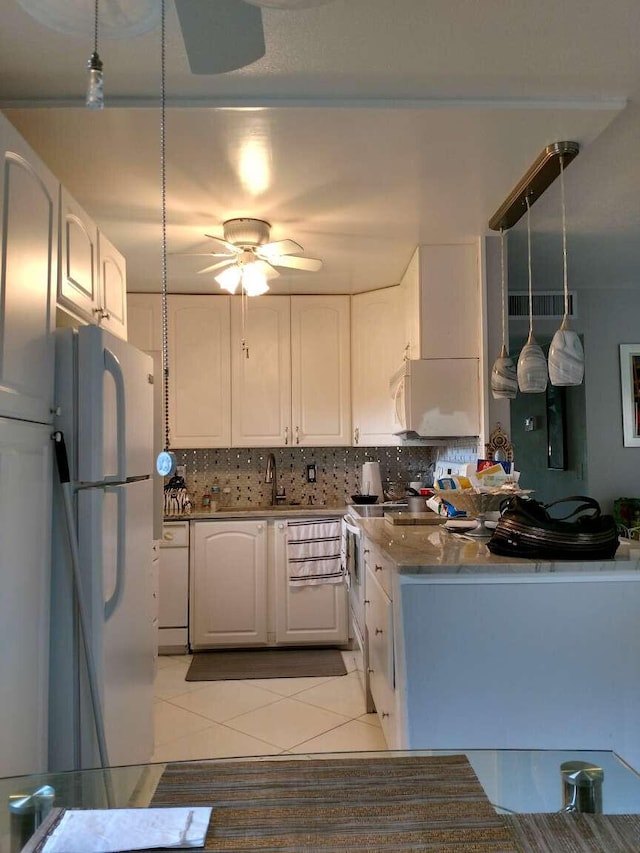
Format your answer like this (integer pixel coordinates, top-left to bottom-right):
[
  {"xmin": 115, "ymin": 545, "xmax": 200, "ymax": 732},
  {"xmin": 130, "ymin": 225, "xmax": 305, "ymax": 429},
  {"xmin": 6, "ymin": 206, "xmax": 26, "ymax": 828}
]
[{"xmin": 50, "ymin": 324, "xmax": 156, "ymax": 771}]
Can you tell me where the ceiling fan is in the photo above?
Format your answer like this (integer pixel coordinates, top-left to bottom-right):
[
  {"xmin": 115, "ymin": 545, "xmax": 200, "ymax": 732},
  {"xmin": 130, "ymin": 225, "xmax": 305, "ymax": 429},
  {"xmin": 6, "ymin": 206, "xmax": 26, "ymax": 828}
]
[
  {"xmin": 16, "ymin": 0, "xmax": 335, "ymax": 75},
  {"xmin": 194, "ymin": 218, "xmax": 323, "ymax": 296},
  {"xmin": 175, "ymin": 0, "xmax": 335, "ymax": 74}
]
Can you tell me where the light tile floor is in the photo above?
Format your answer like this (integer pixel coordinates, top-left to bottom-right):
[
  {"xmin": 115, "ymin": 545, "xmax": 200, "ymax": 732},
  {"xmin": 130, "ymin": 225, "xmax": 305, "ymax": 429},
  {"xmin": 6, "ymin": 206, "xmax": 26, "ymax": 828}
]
[{"xmin": 151, "ymin": 651, "xmax": 387, "ymax": 763}]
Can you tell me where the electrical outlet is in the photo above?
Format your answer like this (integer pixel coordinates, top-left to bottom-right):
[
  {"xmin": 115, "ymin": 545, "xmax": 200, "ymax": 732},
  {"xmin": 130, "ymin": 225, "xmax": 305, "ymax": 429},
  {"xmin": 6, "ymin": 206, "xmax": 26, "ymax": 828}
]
[
  {"xmin": 524, "ymin": 417, "xmax": 537, "ymax": 432},
  {"xmin": 306, "ymin": 464, "xmax": 317, "ymax": 483}
]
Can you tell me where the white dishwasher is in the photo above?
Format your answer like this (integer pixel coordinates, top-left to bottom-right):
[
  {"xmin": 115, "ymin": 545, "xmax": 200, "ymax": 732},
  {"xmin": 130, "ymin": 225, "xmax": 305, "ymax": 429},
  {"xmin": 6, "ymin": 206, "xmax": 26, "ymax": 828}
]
[{"xmin": 159, "ymin": 520, "xmax": 189, "ymax": 653}]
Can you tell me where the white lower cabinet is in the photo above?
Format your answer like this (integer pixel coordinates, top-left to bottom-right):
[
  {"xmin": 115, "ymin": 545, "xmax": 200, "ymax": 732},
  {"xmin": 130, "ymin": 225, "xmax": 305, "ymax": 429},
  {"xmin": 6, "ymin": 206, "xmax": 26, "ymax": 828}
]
[
  {"xmin": 365, "ymin": 561, "xmax": 398, "ymax": 749},
  {"xmin": 190, "ymin": 517, "xmax": 348, "ymax": 649},
  {"xmin": 191, "ymin": 520, "xmax": 268, "ymax": 649},
  {"xmin": 159, "ymin": 521, "xmax": 190, "ymax": 653},
  {"xmin": 273, "ymin": 520, "xmax": 348, "ymax": 645}
]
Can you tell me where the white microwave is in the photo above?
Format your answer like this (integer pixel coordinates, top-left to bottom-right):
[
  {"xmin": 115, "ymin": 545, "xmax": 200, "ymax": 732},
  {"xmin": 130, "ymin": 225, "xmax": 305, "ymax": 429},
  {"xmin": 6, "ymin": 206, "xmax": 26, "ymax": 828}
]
[{"xmin": 389, "ymin": 358, "xmax": 480, "ymax": 438}]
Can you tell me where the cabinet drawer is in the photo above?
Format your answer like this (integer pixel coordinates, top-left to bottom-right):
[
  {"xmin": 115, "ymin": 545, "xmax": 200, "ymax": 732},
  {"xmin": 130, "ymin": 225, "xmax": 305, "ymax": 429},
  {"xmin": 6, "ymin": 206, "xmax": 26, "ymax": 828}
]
[
  {"xmin": 161, "ymin": 521, "xmax": 189, "ymax": 547},
  {"xmin": 363, "ymin": 542, "xmax": 394, "ymax": 599},
  {"xmin": 365, "ymin": 568, "xmax": 396, "ymax": 747}
]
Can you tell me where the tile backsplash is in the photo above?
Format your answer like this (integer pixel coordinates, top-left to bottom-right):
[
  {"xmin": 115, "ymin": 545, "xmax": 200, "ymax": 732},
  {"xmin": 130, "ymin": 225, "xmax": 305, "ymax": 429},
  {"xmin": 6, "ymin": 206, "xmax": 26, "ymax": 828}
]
[{"xmin": 173, "ymin": 442, "xmax": 478, "ymax": 510}]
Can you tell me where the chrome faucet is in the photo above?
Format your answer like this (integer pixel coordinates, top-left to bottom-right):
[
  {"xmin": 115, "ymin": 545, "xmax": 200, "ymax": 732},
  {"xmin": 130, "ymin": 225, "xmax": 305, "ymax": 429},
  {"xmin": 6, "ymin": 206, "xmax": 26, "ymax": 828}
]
[{"xmin": 265, "ymin": 453, "xmax": 277, "ymax": 506}]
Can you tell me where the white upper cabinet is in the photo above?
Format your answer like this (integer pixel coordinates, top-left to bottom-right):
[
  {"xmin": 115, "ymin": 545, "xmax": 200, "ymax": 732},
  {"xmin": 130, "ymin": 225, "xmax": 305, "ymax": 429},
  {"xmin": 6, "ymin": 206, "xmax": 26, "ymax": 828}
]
[
  {"xmin": 291, "ymin": 295, "xmax": 351, "ymax": 446},
  {"xmin": 351, "ymin": 286, "xmax": 403, "ymax": 446},
  {"xmin": 232, "ymin": 295, "xmax": 351, "ymax": 447},
  {"xmin": 58, "ymin": 188, "xmax": 99, "ymax": 324},
  {"xmin": 97, "ymin": 231, "xmax": 127, "ymax": 340},
  {"xmin": 400, "ymin": 243, "xmax": 480, "ymax": 359},
  {"xmin": 231, "ymin": 296, "xmax": 292, "ymax": 447},
  {"xmin": 169, "ymin": 294, "xmax": 231, "ymax": 448},
  {"xmin": 127, "ymin": 293, "xmax": 232, "ymax": 450},
  {"xmin": 127, "ymin": 292, "xmax": 162, "ymax": 352},
  {"xmin": 59, "ymin": 188, "xmax": 127, "ymax": 339},
  {"xmin": 0, "ymin": 113, "xmax": 57, "ymax": 424}
]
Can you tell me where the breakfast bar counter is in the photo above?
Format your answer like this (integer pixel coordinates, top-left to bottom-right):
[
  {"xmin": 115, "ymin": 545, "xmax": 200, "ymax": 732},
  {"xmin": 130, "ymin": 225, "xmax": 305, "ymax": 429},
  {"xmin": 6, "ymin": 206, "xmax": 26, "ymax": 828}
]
[
  {"xmin": 358, "ymin": 516, "xmax": 640, "ymax": 574},
  {"xmin": 355, "ymin": 518, "xmax": 640, "ymax": 773}
]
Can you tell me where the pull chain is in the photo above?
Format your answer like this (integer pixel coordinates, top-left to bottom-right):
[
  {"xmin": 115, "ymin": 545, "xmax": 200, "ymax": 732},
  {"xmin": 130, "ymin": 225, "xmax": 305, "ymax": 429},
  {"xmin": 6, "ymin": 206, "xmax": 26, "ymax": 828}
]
[
  {"xmin": 526, "ymin": 195, "xmax": 534, "ymax": 339},
  {"xmin": 499, "ymin": 227, "xmax": 507, "ymax": 350},
  {"xmin": 160, "ymin": 0, "xmax": 170, "ymax": 452},
  {"xmin": 559, "ymin": 154, "xmax": 569, "ymax": 322}
]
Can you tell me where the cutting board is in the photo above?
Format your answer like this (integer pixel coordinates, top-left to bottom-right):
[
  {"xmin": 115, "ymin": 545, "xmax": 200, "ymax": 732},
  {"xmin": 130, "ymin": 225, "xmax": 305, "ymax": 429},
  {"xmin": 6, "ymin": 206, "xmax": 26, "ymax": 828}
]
[{"xmin": 384, "ymin": 511, "xmax": 446, "ymax": 526}]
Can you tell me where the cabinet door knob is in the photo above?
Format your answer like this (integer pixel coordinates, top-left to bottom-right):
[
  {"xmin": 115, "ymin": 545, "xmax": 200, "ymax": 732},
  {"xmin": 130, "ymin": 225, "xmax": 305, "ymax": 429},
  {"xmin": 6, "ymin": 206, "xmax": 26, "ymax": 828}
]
[
  {"xmin": 375, "ymin": 564, "xmax": 383, "ymax": 572},
  {"xmin": 381, "ymin": 712, "xmax": 390, "ymax": 719},
  {"xmin": 257, "ymin": 524, "xmax": 264, "ymax": 532},
  {"xmin": 295, "ymin": 425, "xmax": 300, "ymax": 445},
  {"xmin": 375, "ymin": 627, "xmax": 383, "ymax": 635},
  {"xmin": 367, "ymin": 667, "xmax": 374, "ymax": 674},
  {"xmin": 354, "ymin": 427, "xmax": 359, "ymax": 444},
  {"xmin": 364, "ymin": 599, "xmax": 370, "ymax": 605},
  {"xmin": 163, "ymin": 532, "xmax": 174, "ymax": 541},
  {"xmin": 278, "ymin": 523, "xmax": 284, "ymax": 530}
]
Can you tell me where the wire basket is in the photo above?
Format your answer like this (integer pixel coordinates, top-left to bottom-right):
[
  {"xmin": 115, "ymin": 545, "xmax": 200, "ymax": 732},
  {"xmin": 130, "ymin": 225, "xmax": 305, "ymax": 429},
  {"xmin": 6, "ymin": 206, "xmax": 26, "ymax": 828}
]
[{"xmin": 439, "ymin": 490, "xmax": 508, "ymax": 516}]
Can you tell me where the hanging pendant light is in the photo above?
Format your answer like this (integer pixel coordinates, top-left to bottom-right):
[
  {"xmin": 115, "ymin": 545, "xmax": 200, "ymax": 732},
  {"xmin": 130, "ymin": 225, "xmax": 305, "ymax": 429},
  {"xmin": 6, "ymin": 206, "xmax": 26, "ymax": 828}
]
[
  {"xmin": 85, "ymin": 0, "xmax": 104, "ymax": 110},
  {"xmin": 548, "ymin": 156, "xmax": 584, "ymax": 386},
  {"xmin": 490, "ymin": 228, "xmax": 518, "ymax": 399},
  {"xmin": 517, "ymin": 196, "xmax": 548, "ymax": 393}
]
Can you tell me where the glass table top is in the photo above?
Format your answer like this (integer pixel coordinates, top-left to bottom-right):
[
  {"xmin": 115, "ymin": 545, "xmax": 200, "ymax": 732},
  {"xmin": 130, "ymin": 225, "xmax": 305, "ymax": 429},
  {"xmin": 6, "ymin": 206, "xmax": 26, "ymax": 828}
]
[{"xmin": 2, "ymin": 749, "xmax": 640, "ymax": 852}]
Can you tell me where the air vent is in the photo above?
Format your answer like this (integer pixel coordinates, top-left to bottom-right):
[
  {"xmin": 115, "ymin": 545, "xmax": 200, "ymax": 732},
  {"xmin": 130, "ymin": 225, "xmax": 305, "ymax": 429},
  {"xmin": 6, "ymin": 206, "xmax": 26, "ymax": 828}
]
[{"xmin": 509, "ymin": 291, "xmax": 577, "ymax": 319}]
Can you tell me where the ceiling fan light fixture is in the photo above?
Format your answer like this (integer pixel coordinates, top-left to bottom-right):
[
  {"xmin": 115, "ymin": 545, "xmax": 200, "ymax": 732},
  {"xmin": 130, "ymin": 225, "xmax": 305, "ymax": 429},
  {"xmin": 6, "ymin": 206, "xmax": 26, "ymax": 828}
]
[
  {"xmin": 215, "ymin": 265, "xmax": 242, "ymax": 294},
  {"xmin": 242, "ymin": 264, "xmax": 269, "ymax": 296}
]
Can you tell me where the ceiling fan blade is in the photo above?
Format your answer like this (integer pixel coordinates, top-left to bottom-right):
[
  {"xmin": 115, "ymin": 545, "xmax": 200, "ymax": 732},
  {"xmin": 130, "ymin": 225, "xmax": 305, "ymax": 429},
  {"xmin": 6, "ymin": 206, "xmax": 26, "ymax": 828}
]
[
  {"xmin": 175, "ymin": 0, "xmax": 265, "ymax": 74},
  {"xmin": 255, "ymin": 259, "xmax": 280, "ymax": 279},
  {"xmin": 268, "ymin": 255, "xmax": 323, "ymax": 272},
  {"xmin": 204, "ymin": 234, "xmax": 241, "ymax": 255},
  {"xmin": 259, "ymin": 239, "xmax": 304, "ymax": 257},
  {"xmin": 197, "ymin": 259, "xmax": 236, "ymax": 275}
]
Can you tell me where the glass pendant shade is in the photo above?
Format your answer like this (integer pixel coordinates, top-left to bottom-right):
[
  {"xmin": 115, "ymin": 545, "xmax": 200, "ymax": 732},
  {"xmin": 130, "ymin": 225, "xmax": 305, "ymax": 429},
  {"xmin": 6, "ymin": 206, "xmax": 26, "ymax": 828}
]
[
  {"xmin": 490, "ymin": 228, "xmax": 517, "ymax": 399},
  {"xmin": 86, "ymin": 52, "xmax": 104, "ymax": 109},
  {"xmin": 548, "ymin": 319, "xmax": 584, "ymax": 385},
  {"xmin": 215, "ymin": 265, "xmax": 242, "ymax": 293},
  {"xmin": 549, "ymin": 156, "xmax": 585, "ymax": 386},
  {"xmin": 517, "ymin": 331, "xmax": 548, "ymax": 393},
  {"xmin": 491, "ymin": 344, "xmax": 518, "ymax": 399},
  {"xmin": 242, "ymin": 263, "xmax": 269, "ymax": 296}
]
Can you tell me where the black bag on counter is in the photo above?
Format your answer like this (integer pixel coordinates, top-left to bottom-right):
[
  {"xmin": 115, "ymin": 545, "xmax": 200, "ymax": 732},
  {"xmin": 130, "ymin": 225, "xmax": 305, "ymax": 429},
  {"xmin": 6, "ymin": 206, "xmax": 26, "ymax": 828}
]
[{"xmin": 487, "ymin": 495, "xmax": 619, "ymax": 561}]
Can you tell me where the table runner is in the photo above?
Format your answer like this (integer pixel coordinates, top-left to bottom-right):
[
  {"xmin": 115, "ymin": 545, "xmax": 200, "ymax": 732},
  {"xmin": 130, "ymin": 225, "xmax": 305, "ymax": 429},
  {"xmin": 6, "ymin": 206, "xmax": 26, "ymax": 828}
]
[
  {"xmin": 150, "ymin": 754, "xmax": 517, "ymax": 851},
  {"xmin": 505, "ymin": 812, "xmax": 640, "ymax": 852}
]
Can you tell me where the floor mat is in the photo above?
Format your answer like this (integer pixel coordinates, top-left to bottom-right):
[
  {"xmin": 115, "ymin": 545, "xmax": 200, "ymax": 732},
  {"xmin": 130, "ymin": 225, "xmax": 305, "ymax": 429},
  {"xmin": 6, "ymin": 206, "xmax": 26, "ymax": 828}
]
[{"xmin": 185, "ymin": 647, "xmax": 347, "ymax": 681}]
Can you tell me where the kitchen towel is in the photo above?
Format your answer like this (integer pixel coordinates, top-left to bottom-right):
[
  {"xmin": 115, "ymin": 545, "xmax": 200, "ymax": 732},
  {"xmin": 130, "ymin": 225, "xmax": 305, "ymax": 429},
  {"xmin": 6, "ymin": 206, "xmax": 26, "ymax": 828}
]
[{"xmin": 286, "ymin": 517, "xmax": 343, "ymax": 586}]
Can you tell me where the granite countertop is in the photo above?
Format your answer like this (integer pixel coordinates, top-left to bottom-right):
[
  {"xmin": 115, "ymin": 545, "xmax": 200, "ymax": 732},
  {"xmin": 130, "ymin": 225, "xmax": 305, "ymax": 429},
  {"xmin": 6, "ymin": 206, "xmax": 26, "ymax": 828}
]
[
  {"xmin": 165, "ymin": 505, "xmax": 347, "ymax": 521},
  {"xmin": 359, "ymin": 516, "xmax": 640, "ymax": 576}
]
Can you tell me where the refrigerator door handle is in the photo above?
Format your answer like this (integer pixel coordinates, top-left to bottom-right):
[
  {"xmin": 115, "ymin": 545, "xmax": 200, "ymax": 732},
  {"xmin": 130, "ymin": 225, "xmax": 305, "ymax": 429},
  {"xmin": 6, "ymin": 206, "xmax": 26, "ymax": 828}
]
[
  {"xmin": 103, "ymin": 347, "xmax": 127, "ymax": 483},
  {"xmin": 104, "ymin": 486, "xmax": 127, "ymax": 621}
]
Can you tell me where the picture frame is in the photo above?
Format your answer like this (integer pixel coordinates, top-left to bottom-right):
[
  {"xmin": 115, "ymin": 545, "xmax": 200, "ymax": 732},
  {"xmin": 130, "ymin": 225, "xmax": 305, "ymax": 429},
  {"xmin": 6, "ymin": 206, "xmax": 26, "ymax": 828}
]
[{"xmin": 619, "ymin": 344, "xmax": 640, "ymax": 447}]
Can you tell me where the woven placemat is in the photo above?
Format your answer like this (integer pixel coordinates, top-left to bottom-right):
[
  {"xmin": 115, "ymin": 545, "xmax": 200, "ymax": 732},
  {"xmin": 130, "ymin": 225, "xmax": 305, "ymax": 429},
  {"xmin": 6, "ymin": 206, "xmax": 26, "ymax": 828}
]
[
  {"xmin": 151, "ymin": 754, "xmax": 517, "ymax": 851},
  {"xmin": 504, "ymin": 812, "xmax": 640, "ymax": 852},
  {"xmin": 185, "ymin": 648, "xmax": 347, "ymax": 681}
]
